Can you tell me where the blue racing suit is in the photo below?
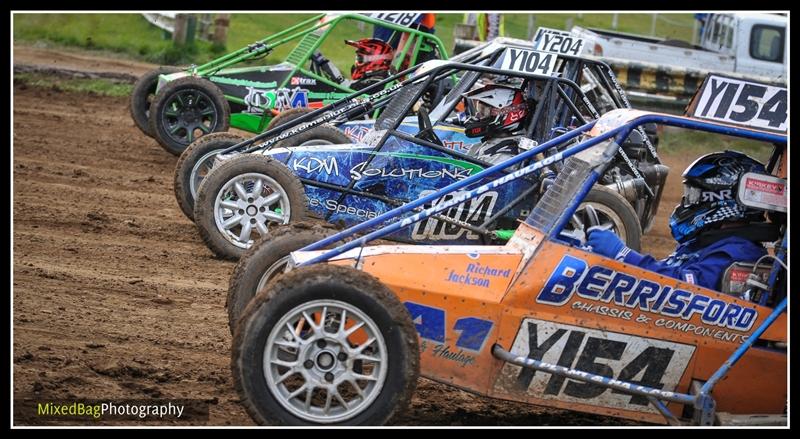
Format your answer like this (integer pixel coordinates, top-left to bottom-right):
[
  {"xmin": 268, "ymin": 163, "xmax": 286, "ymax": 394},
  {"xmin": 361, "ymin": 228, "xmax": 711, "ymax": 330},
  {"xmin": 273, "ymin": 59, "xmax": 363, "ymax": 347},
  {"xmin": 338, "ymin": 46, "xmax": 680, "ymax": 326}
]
[{"xmin": 587, "ymin": 230, "xmax": 767, "ymax": 291}]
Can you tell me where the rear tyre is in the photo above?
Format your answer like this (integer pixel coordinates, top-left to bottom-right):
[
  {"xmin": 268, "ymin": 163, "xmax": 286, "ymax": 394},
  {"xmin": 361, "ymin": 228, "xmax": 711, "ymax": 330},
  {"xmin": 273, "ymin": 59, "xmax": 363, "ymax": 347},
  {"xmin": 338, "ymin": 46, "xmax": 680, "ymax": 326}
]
[
  {"xmin": 574, "ymin": 185, "xmax": 642, "ymax": 251},
  {"xmin": 227, "ymin": 222, "xmax": 341, "ymax": 334},
  {"xmin": 130, "ymin": 66, "xmax": 182, "ymax": 138},
  {"xmin": 266, "ymin": 107, "xmax": 315, "ymax": 132},
  {"xmin": 174, "ymin": 132, "xmax": 247, "ymax": 221},
  {"xmin": 232, "ymin": 264, "xmax": 419, "ymax": 425},
  {"xmin": 273, "ymin": 125, "xmax": 352, "ymax": 149},
  {"xmin": 149, "ymin": 76, "xmax": 231, "ymax": 156},
  {"xmin": 193, "ymin": 154, "xmax": 309, "ymax": 260}
]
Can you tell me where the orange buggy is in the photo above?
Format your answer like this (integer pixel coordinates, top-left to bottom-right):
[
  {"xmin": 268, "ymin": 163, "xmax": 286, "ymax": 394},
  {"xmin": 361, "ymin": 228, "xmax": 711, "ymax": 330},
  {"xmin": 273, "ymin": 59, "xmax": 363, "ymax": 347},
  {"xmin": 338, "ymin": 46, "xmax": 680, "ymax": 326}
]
[{"xmin": 230, "ymin": 103, "xmax": 787, "ymax": 426}]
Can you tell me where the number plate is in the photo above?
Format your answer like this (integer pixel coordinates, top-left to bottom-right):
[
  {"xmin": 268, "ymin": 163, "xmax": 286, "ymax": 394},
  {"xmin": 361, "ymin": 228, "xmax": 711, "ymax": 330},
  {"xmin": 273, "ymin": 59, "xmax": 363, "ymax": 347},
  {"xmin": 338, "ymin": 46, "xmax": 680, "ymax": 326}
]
[
  {"xmin": 533, "ymin": 27, "xmax": 586, "ymax": 56},
  {"xmin": 495, "ymin": 319, "xmax": 695, "ymax": 413},
  {"xmin": 686, "ymin": 74, "xmax": 787, "ymax": 133},
  {"xmin": 495, "ymin": 47, "xmax": 558, "ymax": 77},
  {"xmin": 364, "ymin": 13, "xmax": 423, "ymax": 28}
]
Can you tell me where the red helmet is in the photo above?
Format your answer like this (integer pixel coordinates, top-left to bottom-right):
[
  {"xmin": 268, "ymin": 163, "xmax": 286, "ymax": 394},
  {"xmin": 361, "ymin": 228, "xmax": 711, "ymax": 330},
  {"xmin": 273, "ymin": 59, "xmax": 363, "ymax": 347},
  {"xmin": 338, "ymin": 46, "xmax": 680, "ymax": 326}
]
[
  {"xmin": 463, "ymin": 83, "xmax": 529, "ymax": 138},
  {"xmin": 345, "ymin": 39, "xmax": 394, "ymax": 80}
]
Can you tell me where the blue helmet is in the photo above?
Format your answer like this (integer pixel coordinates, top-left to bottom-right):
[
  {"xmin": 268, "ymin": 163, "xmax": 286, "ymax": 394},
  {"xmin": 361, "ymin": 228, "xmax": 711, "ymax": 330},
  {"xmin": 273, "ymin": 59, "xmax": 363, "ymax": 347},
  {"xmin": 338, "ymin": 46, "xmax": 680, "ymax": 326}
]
[{"xmin": 669, "ymin": 150, "xmax": 767, "ymax": 243}]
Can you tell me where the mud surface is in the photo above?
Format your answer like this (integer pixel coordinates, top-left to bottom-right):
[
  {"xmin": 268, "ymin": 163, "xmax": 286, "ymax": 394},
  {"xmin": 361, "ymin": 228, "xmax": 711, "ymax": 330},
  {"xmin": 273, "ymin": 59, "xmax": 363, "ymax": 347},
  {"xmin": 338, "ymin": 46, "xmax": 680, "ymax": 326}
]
[
  {"xmin": 13, "ymin": 45, "xmax": 156, "ymax": 78},
  {"xmin": 14, "ymin": 47, "xmax": 688, "ymax": 426}
]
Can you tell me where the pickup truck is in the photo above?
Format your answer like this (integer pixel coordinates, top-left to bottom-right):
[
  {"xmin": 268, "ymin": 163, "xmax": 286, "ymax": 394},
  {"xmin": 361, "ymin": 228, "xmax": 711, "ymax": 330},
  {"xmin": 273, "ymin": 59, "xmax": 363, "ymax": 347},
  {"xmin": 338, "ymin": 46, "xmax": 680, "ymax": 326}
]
[
  {"xmin": 571, "ymin": 13, "xmax": 786, "ymax": 80},
  {"xmin": 570, "ymin": 13, "xmax": 786, "ymax": 108}
]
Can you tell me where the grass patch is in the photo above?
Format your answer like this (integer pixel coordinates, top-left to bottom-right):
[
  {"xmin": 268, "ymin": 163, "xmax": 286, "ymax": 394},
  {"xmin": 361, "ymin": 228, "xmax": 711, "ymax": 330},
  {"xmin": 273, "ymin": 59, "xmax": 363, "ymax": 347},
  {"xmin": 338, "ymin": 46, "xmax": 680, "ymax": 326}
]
[
  {"xmin": 13, "ymin": 13, "xmax": 216, "ymax": 65},
  {"xmin": 14, "ymin": 72, "xmax": 133, "ymax": 97},
  {"xmin": 14, "ymin": 12, "xmax": 698, "ymax": 68},
  {"xmin": 658, "ymin": 127, "xmax": 775, "ymax": 163}
]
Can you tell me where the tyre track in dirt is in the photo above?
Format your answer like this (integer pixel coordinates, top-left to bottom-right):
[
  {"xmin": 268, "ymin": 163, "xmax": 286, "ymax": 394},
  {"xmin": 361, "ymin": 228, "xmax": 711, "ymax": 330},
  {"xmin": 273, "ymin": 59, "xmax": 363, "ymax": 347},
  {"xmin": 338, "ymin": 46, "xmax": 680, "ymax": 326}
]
[{"xmin": 12, "ymin": 85, "xmax": 251, "ymax": 426}]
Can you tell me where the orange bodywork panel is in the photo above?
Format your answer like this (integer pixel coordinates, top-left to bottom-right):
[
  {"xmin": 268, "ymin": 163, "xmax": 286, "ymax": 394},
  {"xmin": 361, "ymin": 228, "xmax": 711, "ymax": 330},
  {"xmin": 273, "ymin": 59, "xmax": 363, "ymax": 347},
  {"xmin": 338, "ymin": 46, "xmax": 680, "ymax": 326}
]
[{"xmin": 328, "ymin": 223, "xmax": 787, "ymax": 424}]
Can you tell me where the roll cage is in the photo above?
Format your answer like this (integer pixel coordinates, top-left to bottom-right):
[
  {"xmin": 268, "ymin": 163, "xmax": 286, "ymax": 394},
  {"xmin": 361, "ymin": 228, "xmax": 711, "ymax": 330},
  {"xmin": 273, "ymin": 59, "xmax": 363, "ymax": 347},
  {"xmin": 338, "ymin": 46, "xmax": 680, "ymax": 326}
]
[
  {"xmin": 186, "ymin": 13, "xmax": 449, "ymax": 87},
  {"xmin": 207, "ymin": 44, "xmax": 666, "ymax": 239},
  {"xmin": 287, "ymin": 110, "xmax": 787, "ymax": 426},
  {"xmin": 213, "ymin": 60, "xmax": 615, "ymax": 241}
]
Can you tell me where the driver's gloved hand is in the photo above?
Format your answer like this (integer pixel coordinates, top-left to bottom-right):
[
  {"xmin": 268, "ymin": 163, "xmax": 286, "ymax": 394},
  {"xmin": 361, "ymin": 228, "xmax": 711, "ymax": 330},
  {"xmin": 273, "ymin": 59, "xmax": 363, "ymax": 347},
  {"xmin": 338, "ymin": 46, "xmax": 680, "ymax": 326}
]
[{"xmin": 586, "ymin": 228, "xmax": 627, "ymax": 260}]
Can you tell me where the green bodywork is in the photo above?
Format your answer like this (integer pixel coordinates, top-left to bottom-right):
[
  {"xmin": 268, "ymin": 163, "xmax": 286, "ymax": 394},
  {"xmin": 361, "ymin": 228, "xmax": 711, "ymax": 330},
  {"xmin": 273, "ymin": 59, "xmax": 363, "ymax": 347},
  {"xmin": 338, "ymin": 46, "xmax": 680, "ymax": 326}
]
[{"xmin": 155, "ymin": 13, "xmax": 450, "ymax": 134}]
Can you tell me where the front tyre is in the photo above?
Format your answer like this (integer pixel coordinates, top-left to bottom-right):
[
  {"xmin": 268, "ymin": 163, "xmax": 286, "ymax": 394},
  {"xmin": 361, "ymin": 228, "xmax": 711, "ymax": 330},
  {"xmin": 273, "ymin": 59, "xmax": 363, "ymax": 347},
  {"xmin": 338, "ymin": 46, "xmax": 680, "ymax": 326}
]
[
  {"xmin": 149, "ymin": 76, "xmax": 231, "ymax": 155},
  {"xmin": 232, "ymin": 264, "xmax": 420, "ymax": 425},
  {"xmin": 130, "ymin": 66, "xmax": 182, "ymax": 138},
  {"xmin": 227, "ymin": 222, "xmax": 340, "ymax": 334},
  {"xmin": 174, "ymin": 132, "xmax": 247, "ymax": 221},
  {"xmin": 193, "ymin": 155, "xmax": 309, "ymax": 260}
]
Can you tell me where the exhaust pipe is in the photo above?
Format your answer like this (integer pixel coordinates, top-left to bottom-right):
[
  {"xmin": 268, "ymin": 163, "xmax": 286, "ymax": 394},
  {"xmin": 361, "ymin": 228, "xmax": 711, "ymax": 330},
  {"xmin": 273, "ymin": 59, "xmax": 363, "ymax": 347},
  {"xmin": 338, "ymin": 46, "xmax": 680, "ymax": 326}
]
[
  {"xmin": 606, "ymin": 178, "xmax": 649, "ymax": 203},
  {"xmin": 606, "ymin": 163, "xmax": 670, "ymax": 203}
]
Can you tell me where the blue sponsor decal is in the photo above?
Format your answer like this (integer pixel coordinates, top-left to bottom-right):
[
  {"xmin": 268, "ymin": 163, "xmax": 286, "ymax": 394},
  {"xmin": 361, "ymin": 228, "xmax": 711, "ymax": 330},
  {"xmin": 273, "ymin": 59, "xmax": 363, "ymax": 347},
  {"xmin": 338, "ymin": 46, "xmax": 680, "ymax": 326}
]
[
  {"xmin": 263, "ymin": 132, "xmax": 531, "ymax": 245},
  {"xmin": 536, "ymin": 255, "xmax": 758, "ymax": 332},
  {"xmin": 244, "ymin": 87, "xmax": 309, "ymax": 113},
  {"xmin": 445, "ymin": 262, "xmax": 512, "ymax": 289},
  {"xmin": 403, "ymin": 302, "xmax": 493, "ymax": 352},
  {"xmin": 446, "ymin": 270, "xmax": 490, "ymax": 288},
  {"xmin": 453, "ymin": 317, "xmax": 494, "ymax": 351},
  {"xmin": 405, "ymin": 302, "xmax": 446, "ymax": 343}
]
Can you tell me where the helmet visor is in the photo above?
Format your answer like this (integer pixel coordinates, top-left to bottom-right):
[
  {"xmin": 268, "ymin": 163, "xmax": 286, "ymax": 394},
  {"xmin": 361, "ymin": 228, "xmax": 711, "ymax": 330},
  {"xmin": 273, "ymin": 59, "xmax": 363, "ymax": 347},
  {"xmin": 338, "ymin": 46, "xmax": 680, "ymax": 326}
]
[
  {"xmin": 682, "ymin": 185, "xmax": 702, "ymax": 207},
  {"xmin": 474, "ymin": 100, "xmax": 496, "ymax": 120}
]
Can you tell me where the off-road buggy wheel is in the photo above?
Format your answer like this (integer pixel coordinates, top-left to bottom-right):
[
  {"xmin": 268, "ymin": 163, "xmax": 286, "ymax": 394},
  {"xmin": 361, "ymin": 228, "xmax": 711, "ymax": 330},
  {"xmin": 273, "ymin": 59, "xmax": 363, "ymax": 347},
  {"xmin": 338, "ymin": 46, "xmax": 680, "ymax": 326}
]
[
  {"xmin": 193, "ymin": 154, "xmax": 309, "ymax": 260},
  {"xmin": 232, "ymin": 264, "xmax": 419, "ymax": 425},
  {"xmin": 174, "ymin": 132, "xmax": 247, "ymax": 221},
  {"xmin": 573, "ymin": 185, "xmax": 642, "ymax": 251},
  {"xmin": 228, "ymin": 222, "xmax": 342, "ymax": 334},
  {"xmin": 130, "ymin": 66, "xmax": 182, "ymax": 138},
  {"xmin": 273, "ymin": 125, "xmax": 352, "ymax": 149},
  {"xmin": 266, "ymin": 107, "xmax": 315, "ymax": 132},
  {"xmin": 149, "ymin": 76, "xmax": 231, "ymax": 156}
]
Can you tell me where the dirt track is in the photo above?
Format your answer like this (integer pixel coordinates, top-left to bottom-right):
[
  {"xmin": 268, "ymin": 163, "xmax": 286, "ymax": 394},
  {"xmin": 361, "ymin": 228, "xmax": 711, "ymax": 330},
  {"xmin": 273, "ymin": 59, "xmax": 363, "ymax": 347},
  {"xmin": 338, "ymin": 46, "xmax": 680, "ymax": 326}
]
[
  {"xmin": 13, "ymin": 45, "xmax": 156, "ymax": 78},
  {"xmin": 13, "ymin": 46, "xmax": 689, "ymax": 426}
]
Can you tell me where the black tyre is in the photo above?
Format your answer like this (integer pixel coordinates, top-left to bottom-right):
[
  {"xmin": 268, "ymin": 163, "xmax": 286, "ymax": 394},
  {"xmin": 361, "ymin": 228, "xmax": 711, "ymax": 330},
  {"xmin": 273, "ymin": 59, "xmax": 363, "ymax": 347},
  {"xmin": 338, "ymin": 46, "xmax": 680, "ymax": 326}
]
[
  {"xmin": 149, "ymin": 76, "xmax": 231, "ymax": 156},
  {"xmin": 227, "ymin": 222, "xmax": 341, "ymax": 334},
  {"xmin": 273, "ymin": 125, "xmax": 352, "ymax": 149},
  {"xmin": 130, "ymin": 66, "xmax": 182, "ymax": 138},
  {"xmin": 174, "ymin": 132, "xmax": 248, "ymax": 221},
  {"xmin": 574, "ymin": 185, "xmax": 642, "ymax": 251},
  {"xmin": 265, "ymin": 107, "xmax": 315, "ymax": 132},
  {"xmin": 232, "ymin": 264, "xmax": 420, "ymax": 425},
  {"xmin": 193, "ymin": 154, "xmax": 309, "ymax": 260}
]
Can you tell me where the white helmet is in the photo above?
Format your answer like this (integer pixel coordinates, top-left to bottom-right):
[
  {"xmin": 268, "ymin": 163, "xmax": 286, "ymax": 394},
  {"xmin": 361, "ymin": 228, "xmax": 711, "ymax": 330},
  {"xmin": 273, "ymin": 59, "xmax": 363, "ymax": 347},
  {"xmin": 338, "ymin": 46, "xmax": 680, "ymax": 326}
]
[{"xmin": 462, "ymin": 83, "xmax": 529, "ymax": 138}]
